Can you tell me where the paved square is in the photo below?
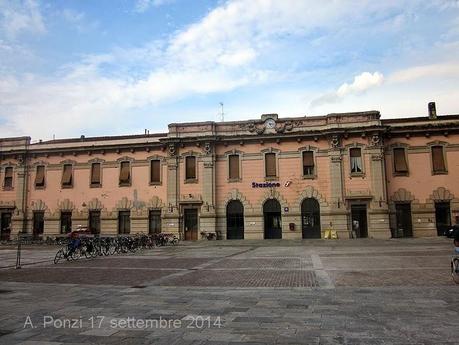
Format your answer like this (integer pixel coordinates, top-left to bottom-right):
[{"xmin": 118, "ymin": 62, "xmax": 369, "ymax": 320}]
[{"xmin": 0, "ymin": 238, "xmax": 457, "ymax": 344}]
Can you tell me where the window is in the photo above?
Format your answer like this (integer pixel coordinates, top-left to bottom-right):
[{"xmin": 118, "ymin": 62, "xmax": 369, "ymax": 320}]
[
  {"xmin": 265, "ymin": 153, "xmax": 277, "ymax": 178},
  {"xmin": 35, "ymin": 165, "xmax": 45, "ymax": 188},
  {"xmin": 60, "ymin": 211, "xmax": 72, "ymax": 234},
  {"xmin": 149, "ymin": 210, "xmax": 161, "ymax": 235},
  {"xmin": 185, "ymin": 156, "xmax": 196, "ymax": 180},
  {"xmin": 119, "ymin": 161, "xmax": 131, "ymax": 186},
  {"xmin": 118, "ymin": 211, "xmax": 130, "ymax": 234},
  {"xmin": 3, "ymin": 167, "xmax": 13, "ymax": 189},
  {"xmin": 90, "ymin": 163, "xmax": 101, "ymax": 187},
  {"xmin": 32, "ymin": 211, "xmax": 44, "ymax": 239},
  {"xmin": 350, "ymin": 148, "xmax": 363, "ymax": 174},
  {"xmin": 88, "ymin": 211, "xmax": 101, "ymax": 234},
  {"xmin": 302, "ymin": 151, "xmax": 314, "ymax": 176},
  {"xmin": 150, "ymin": 160, "xmax": 161, "ymax": 184},
  {"xmin": 229, "ymin": 154, "xmax": 240, "ymax": 180},
  {"xmin": 393, "ymin": 148, "xmax": 408, "ymax": 174},
  {"xmin": 61, "ymin": 164, "xmax": 73, "ymax": 188},
  {"xmin": 431, "ymin": 146, "xmax": 446, "ymax": 174}
]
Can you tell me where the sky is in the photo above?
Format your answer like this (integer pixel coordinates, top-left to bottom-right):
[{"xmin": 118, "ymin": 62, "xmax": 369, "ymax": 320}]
[{"xmin": 1, "ymin": 0, "xmax": 459, "ymax": 141}]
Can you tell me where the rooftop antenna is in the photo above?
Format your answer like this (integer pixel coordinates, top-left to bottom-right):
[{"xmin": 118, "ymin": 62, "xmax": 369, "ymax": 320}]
[{"xmin": 219, "ymin": 102, "xmax": 225, "ymax": 122}]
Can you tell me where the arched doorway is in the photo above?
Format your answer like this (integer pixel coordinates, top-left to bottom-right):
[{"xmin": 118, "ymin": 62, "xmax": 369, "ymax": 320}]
[
  {"xmin": 227, "ymin": 200, "xmax": 244, "ymax": 239},
  {"xmin": 263, "ymin": 199, "xmax": 282, "ymax": 239},
  {"xmin": 301, "ymin": 198, "xmax": 321, "ymax": 239}
]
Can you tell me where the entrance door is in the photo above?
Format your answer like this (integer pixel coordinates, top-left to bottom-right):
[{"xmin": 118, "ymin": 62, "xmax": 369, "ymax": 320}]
[
  {"xmin": 88, "ymin": 211, "xmax": 101, "ymax": 235},
  {"xmin": 149, "ymin": 210, "xmax": 161, "ymax": 235},
  {"xmin": 60, "ymin": 211, "xmax": 72, "ymax": 234},
  {"xmin": 351, "ymin": 204, "xmax": 368, "ymax": 238},
  {"xmin": 227, "ymin": 200, "xmax": 244, "ymax": 239},
  {"xmin": 263, "ymin": 199, "xmax": 282, "ymax": 239},
  {"xmin": 301, "ymin": 198, "xmax": 321, "ymax": 239},
  {"xmin": 1, "ymin": 212, "xmax": 12, "ymax": 241},
  {"xmin": 395, "ymin": 203, "xmax": 413, "ymax": 237},
  {"xmin": 435, "ymin": 202, "xmax": 451, "ymax": 236},
  {"xmin": 184, "ymin": 209, "xmax": 198, "ymax": 240},
  {"xmin": 32, "ymin": 211, "xmax": 44, "ymax": 239}
]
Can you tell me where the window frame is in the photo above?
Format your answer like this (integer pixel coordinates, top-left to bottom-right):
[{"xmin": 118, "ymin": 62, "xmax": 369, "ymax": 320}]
[
  {"xmin": 430, "ymin": 145, "xmax": 448, "ymax": 175},
  {"xmin": 392, "ymin": 147, "xmax": 409, "ymax": 176},
  {"xmin": 149, "ymin": 159, "xmax": 162, "ymax": 185},
  {"xmin": 264, "ymin": 152, "xmax": 278, "ymax": 180},
  {"xmin": 61, "ymin": 164, "xmax": 74, "ymax": 189},
  {"xmin": 228, "ymin": 153, "xmax": 241, "ymax": 182},
  {"xmin": 90, "ymin": 162, "xmax": 102, "ymax": 188},
  {"xmin": 349, "ymin": 147, "xmax": 364, "ymax": 177},
  {"xmin": 3, "ymin": 166, "xmax": 14, "ymax": 190},
  {"xmin": 34, "ymin": 165, "xmax": 46, "ymax": 189},
  {"xmin": 185, "ymin": 155, "xmax": 197, "ymax": 182},
  {"xmin": 301, "ymin": 150, "xmax": 316, "ymax": 179},
  {"xmin": 119, "ymin": 161, "xmax": 132, "ymax": 187}
]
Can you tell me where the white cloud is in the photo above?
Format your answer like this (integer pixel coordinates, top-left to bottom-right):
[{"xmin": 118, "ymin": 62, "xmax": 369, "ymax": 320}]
[
  {"xmin": 0, "ymin": 0, "xmax": 45, "ymax": 38},
  {"xmin": 1, "ymin": 0, "xmax": 459, "ymax": 138},
  {"xmin": 311, "ymin": 72, "xmax": 384, "ymax": 107},
  {"xmin": 134, "ymin": 0, "xmax": 174, "ymax": 13},
  {"xmin": 388, "ymin": 63, "xmax": 459, "ymax": 83},
  {"xmin": 337, "ymin": 72, "xmax": 384, "ymax": 97}
]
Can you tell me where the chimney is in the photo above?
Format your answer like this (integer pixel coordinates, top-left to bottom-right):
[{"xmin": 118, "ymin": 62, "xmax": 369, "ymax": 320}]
[{"xmin": 428, "ymin": 102, "xmax": 437, "ymax": 119}]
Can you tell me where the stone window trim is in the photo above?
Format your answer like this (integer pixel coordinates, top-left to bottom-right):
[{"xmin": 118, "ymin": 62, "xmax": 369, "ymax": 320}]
[
  {"xmin": 149, "ymin": 158, "xmax": 162, "ymax": 186},
  {"xmin": 182, "ymin": 152, "xmax": 199, "ymax": 183},
  {"xmin": 61, "ymin": 163, "xmax": 74, "ymax": 189},
  {"xmin": 392, "ymin": 145, "xmax": 410, "ymax": 177},
  {"xmin": 90, "ymin": 162, "xmax": 103, "ymax": 188},
  {"xmin": 34, "ymin": 165, "xmax": 46, "ymax": 189},
  {"xmin": 346, "ymin": 144, "xmax": 365, "ymax": 178},
  {"xmin": 227, "ymin": 151, "xmax": 242, "ymax": 182},
  {"xmin": 119, "ymin": 161, "xmax": 132, "ymax": 187},
  {"xmin": 428, "ymin": 142, "xmax": 448, "ymax": 175},
  {"xmin": 299, "ymin": 146, "xmax": 319, "ymax": 180},
  {"xmin": 261, "ymin": 148, "xmax": 280, "ymax": 181},
  {"xmin": 2, "ymin": 165, "xmax": 14, "ymax": 190}
]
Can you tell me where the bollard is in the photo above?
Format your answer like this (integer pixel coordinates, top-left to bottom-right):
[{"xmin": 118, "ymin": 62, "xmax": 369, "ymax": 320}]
[{"xmin": 15, "ymin": 234, "xmax": 22, "ymax": 269}]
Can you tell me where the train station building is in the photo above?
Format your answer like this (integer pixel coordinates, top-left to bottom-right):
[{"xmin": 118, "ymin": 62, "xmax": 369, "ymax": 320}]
[{"xmin": 1, "ymin": 104, "xmax": 459, "ymax": 240}]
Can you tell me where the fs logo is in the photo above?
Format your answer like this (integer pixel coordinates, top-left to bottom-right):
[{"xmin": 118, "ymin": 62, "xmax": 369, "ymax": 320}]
[{"xmin": 284, "ymin": 180, "xmax": 292, "ymax": 187}]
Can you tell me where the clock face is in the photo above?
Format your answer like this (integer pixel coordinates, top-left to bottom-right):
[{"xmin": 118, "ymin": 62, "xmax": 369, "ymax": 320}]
[{"xmin": 265, "ymin": 119, "xmax": 276, "ymax": 129}]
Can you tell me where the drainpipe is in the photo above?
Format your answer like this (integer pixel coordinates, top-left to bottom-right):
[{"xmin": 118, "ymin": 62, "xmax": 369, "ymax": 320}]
[{"xmin": 21, "ymin": 142, "xmax": 29, "ymax": 234}]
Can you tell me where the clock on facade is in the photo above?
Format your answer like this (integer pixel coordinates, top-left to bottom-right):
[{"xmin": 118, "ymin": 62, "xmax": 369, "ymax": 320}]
[{"xmin": 265, "ymin": 119, "xmax": 276, "ymax": 129}]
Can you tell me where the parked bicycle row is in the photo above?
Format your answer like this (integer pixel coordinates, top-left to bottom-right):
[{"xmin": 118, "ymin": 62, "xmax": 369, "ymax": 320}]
[{"xmin": 53, "ymin": 233, "xmax": 179, "ymax": 264}]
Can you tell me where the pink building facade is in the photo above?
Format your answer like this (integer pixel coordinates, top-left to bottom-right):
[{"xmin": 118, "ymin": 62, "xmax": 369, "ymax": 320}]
[{"xmin": 1, "ymin": 108, "xmax": 458, "ymax": 240}]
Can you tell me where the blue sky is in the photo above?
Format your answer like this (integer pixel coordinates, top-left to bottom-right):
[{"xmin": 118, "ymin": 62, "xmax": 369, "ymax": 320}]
[{"xmin": 1, "ymin": 0, "xmax": 459, "ymax": 140}]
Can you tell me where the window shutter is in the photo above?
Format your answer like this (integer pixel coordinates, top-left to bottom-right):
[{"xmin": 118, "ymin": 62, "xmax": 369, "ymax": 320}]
[
  {"xmin": 350, "ymin": 148, "xmax": 361, "ymax": 157},
  {"xmin": 229, "ymin": 155, "xmax": 240, "ymax": 179},
  {"xmin": 91, "ymin": 163, "xmax": 101, "ymax": 184},
  {"xmin": 186, "ymin": 156, "xmax": 196, "ymax": 179},
  {"xmin": 151, "ymin": 160, "xmax": 160, "ymax": 183},
  {"xmin": 303, "ymin": 151, "xmax": 314, "ymax": 167},
  {"xmin": 119, "ymin": 162, "xmax": 130, "ymax": 183},
  {"xmin": 62, "ymin": 165, "xmax": 72, "ymax": 185},
  {"xmin": 4, "ymin": 167, "xmax": 13, "ymax": 187},
  {"xmin": 432, "ymin": 146, "xmax": 446, "ymax": 172},
  {"xmin": 35, "ymin": 166, "xmax": 45, "ymax": 186},
  {"xmin": 393, "ymin": 148, "xmax": 408, "ymax": 172},
  {"xmin": 265, "ymin": 153, "xmax": 276, "ymax": 177}
]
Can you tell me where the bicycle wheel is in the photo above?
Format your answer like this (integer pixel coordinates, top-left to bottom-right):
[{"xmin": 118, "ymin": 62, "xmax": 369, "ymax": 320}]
[
  {"xmin": 54, "ymin": 249, "xmax": 65, "ymax": 264},
  {"xmin": 452, "ymin": 258, "xmax": 459, "ymax": 284}
]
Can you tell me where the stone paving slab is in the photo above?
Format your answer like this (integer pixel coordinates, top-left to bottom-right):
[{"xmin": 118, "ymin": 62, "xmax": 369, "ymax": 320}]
[{"xmin": 0, "ymin": 238, "xmax": 458, "ymax": 344}]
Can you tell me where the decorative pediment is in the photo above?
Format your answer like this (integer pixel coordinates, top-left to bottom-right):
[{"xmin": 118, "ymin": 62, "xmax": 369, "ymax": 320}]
[
  {"xmin": 223, "ymin": 189, "xmax": 253, "ymax": 212},
  {"xmin": 296, "ymin": 186, "xmax": 328, "ymax": 208},
  {"xmin": 88, "ymin": 158, "xmax": 106, "ymax": 164},
  {"xmin": 390, "ymin": 188, "xmax": 415, "ymax": 202},
  {"xmin": 258, "ymin": 189, "xmax": 289, "ymax": 212},
  {"xmin": 116, "ymin": 156, "xmax": 135, "ymax": 163},
  {"xmin": 429, "ymin": 187, "xmax": 454, "ymax": 202},
  {"xmin": 31, "ymin": 199, "xmax": 47, "ymax": 211},
  {"xmin": 58, "ymin": 199, "xmax": 75, "ymax": 211},
  {"xmin": 116, "ymin": 197, "xmax": 133, "ymax": 210},
  {"xmin": 87, "ymin": 198, "xmax": 104, "ymax": 210},
  {"xmin": 148, "ymin": 196, "xmax": 165, "ymax": 209}
]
